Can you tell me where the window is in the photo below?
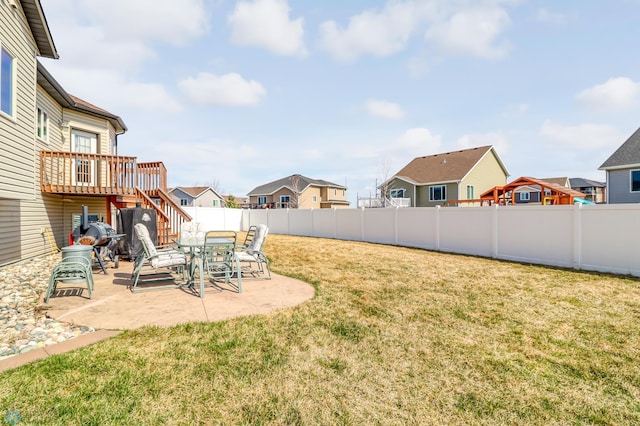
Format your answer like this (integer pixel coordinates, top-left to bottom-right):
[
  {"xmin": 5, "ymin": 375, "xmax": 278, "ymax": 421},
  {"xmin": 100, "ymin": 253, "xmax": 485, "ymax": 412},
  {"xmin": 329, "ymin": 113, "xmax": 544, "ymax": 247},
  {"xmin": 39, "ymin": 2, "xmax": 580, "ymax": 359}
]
[
  {"xmin": 632, "ymin": 170, "xmax": 640, "ymax": 192},
  {"xmin": 1, "ymin": 48, "xmax": 15, "ymax": 116},
  {"xmin": 520, "ymin": 192, "xmax": 530, "ymax": 201},
  {"xmin": 180, "ymin": 198, "xmax": 189, "ymax": 206},
  {"xmin": 280, "ymin": 195, "xmax": 290, "ymax": 208},
  {"xmin": 429, "ymin": 185, "xmax": 446, "ymax": 201},
  {"xmin": 390, "ymin": 188, "xmax": 405, "ymax": 198},
  {"xmin": 466, "ymin": 185, "xmax": 474, "ymax": 200},
  {"xmin": 212, "ymin": 200, "xmax": 218, "ymax": 207},
  {"xmin": 37, "ymin": 108, "xmax": 48, "ymax": 141},
  {"xmin": 312, "ymin": 195, "xmax": 317, "ymax": 202},
  {"xmin": 258, "ymin": 196, "xmax": 267, "ymax": 205}
]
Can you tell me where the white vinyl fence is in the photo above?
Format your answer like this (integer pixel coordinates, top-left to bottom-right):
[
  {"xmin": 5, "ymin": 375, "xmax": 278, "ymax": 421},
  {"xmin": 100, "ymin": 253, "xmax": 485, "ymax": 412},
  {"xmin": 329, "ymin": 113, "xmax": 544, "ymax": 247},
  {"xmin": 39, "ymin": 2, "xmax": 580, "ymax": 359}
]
[{"xmin": 239, "ymin": 204, "xmax": 640, "ymax": 278}]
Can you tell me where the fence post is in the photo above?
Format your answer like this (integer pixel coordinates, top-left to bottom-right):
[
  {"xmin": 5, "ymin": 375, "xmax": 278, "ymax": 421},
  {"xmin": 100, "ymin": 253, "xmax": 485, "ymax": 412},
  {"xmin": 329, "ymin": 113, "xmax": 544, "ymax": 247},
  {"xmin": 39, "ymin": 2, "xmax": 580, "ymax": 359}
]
[
  {"xmin": 435, "ymin": 205, "xmax": 440, "ymax": 251},
  {"xmin": 573, "ymin": 203, "xmax": 582, "ymax": 270},
  {"xmin": 491, "ymin": 204, "xmax": 499, "ymax": 258}
]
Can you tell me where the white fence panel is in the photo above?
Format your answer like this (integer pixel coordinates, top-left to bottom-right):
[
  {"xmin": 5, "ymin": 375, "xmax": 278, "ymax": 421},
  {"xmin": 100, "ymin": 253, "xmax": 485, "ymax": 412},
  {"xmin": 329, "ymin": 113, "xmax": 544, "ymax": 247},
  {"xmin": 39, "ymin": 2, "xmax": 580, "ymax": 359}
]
[
  {"xmin": 289, "ymin": 209, "xmax": 313, "ymax": 236},
  {"xmin": 439, "ymin": 206, "xmax": 493, "ymax": 257},
  {"xmin": 580, "ymin": 205, "xmax": 640, "ymax": 275},
  {"xmin": 245, "ymin": 209, "xmax": 268, "ymax": 231},
  {"xmin": 312, "ymin": 209, "xmax": 336, "ymax": 239},
  {"xmin": 363, "ymin": 208, "xmax": 396, "ymax": 244},
  {"xmin": 266, "ymin": 209, "xmax": 289, "ymax": 234},
  {"xmin": 183, "ymin": 207, "xmax": 243, "ymax": 231},
  {"xmin": 496, "ymin": 206, "xmax": 575, "ymax": 268},
  {"xmin": 397, "ymin": 208, "xmax": 438, "ymax": 250},
  {"xmin": 336, "ymin": 209, "xmax": 363, "ymax": 241}
]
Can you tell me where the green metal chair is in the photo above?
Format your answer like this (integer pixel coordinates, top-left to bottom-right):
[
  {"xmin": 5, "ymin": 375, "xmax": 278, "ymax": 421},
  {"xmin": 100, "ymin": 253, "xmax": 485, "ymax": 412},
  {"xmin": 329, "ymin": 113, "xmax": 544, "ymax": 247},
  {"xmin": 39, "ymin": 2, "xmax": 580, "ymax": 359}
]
[
  {"xmin": 45, "ymin": 255, "xmax": 94, "ymax": 303},
  {"xmin": 235, "ymin": 224, "xmax": 271, "ymax": 279},
  {"xmin": 202, "ymin": 230, "xmax": 242, "ymax": 294},
  {"xmin": 130, "ymin": 223, "xmax": 188, "ymax": 292}
]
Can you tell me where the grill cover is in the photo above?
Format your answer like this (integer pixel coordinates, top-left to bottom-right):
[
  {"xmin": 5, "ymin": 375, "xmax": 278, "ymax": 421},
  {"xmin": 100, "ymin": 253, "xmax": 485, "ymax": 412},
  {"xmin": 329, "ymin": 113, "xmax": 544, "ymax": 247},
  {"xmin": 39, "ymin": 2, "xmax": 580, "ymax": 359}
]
[{"xmin": 116, "ymin": 207, "xmax": 157, "ymax": 259}]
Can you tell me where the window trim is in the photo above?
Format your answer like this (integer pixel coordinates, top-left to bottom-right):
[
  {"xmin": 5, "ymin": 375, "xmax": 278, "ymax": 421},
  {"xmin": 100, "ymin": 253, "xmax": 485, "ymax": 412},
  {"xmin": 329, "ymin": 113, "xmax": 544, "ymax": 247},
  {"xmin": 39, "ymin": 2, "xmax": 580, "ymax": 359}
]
[
  {"xmin": 0, "ymin": 46, "xmax": 16, "ymax": 119},
  {"xmin": 631, "ymin": 169, "xmax": 640, "ymax": 193},
  {"xmin": 258, "ymin": 196, "xmax": 267, "ymax": 205},
  {"xmin": 390, "ymin": 188, "xmax": 405, "ymax": 198},
  {"xmin": 180, "ymin": 198, "xmax": 189, "ymax": 206},
  {"xmin": 519, "ymin": 192, "xmax": 530, "ymax": 201},
  {"xmin": 429, "ymin": 185, "xmax": 447, "ymax": 202},
  {"xmin": 37, "ymin": 107, "xmax": 49, "ymax": 142}
]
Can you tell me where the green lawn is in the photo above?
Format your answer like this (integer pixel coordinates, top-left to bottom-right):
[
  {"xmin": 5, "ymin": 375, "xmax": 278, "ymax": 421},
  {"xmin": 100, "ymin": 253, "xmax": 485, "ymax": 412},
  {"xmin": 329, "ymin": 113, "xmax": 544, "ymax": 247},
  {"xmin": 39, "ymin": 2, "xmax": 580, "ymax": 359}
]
[{"xmin": 1, "ymin": 234, "xmax": 639, "ymax": 425}]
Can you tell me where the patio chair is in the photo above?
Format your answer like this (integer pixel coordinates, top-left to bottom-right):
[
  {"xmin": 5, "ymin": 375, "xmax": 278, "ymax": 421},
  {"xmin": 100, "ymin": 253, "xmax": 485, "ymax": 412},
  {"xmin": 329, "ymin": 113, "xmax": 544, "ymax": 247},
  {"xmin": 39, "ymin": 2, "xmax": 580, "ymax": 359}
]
[
  {"xmin": 235, "ymin": 224, "xmax": 271, "ymax": 280},
  {"xmin": 202, "ymin": 230, "xmax": 242, "ymax": 293},
  {"xmin": 130, "ymin": 223, "xmax": 188, "ymax": 292},
  {"xmin": 44, "ymin": 255, "xmax": 94, "ymax": 303},
  {"xmin": 179, "ymin": 221, "xmax": 204, "ymax": 251}
]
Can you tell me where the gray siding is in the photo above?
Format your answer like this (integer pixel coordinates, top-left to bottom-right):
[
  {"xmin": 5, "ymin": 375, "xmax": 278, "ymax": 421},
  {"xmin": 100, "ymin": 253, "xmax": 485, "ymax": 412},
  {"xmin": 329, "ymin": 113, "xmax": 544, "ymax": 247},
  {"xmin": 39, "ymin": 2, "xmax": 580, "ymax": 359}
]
[
  {"xmin": 607, "ymin": 169, "xmax": 640, "ymax": 204},
  {"xmin": 0, "ymin": 3, "xmax": 38, "ymax": 200}
]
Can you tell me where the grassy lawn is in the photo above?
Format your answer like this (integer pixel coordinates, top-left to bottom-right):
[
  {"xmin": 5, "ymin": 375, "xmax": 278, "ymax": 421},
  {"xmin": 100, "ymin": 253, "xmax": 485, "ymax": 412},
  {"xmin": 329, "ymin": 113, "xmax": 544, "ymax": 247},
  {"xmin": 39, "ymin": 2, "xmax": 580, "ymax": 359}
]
[{"xmin": 1, "ymin": 234, "xmax": 639, "ymax": 425}]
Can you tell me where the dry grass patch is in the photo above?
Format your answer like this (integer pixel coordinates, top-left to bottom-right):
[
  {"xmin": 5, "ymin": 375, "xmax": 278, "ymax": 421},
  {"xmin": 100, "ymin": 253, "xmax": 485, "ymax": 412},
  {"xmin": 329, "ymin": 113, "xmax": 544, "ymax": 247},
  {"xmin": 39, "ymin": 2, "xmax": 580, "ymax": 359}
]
[{"xmin": 1, "ymin": 234, "xmax": 639, "ymax": 424}]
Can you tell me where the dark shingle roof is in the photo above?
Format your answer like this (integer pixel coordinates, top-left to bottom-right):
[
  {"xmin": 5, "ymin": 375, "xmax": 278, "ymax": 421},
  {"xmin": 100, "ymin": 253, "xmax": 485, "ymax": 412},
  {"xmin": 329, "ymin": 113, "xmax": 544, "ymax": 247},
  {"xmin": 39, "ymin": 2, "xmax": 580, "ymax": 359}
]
[
  {"xmin": 599, "ymin": 127, "xmax": 640, "ymax": 169},
  {"xmin": 569, "ymin": 178, "xmax": 605, "ymax": 188},
  {"xmin": 247, "ymin": 174, "xmax": 346, "ymax": 196},
  {"xmin": 393, "ymin": 145, "xmax": 508, "ymax": 184}
]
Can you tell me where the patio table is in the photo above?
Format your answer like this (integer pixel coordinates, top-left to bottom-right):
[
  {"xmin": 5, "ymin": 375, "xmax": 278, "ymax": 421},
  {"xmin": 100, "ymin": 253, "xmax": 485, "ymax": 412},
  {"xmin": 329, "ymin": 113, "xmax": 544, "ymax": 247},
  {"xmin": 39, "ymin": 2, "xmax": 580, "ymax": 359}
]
[{"xmin": 172, "ymin": 234, "xmax": 236, "ymax": 298}]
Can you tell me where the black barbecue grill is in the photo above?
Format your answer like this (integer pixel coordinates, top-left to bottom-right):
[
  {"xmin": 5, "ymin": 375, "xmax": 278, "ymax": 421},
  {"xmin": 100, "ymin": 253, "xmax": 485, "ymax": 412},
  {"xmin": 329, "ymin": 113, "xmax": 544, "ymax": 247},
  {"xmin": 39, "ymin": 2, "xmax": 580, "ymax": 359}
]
[{"xmin": 72, "ymin": 206, "xmax": 125, "ymax": 274}]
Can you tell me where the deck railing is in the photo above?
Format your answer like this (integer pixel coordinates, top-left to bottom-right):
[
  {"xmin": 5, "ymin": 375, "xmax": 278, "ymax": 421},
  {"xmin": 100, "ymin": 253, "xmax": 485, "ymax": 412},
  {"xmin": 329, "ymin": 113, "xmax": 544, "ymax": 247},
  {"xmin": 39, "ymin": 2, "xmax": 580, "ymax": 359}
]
[{"xmin": 40, "ymin": 151, "xmax": 167, "ymax": 195}]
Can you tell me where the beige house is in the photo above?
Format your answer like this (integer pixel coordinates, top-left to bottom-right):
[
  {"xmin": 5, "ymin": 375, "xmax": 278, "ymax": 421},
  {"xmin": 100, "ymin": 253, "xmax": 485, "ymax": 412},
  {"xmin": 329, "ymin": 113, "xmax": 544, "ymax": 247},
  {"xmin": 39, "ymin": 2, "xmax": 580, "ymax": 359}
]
[
  {"xmin": 169, "ymin": 186, "xmax": 224, "ymax": 207},
  {"xmin": 386, "ymin": 145, "xmax": 509, "ymax": 207},
  {"xmin": 0, "ymin": 0, "xmax": 188, "ymax": 266},
  {"xmin": 247, "ymin": 174, "xmax": 350, "ymax": 209}
]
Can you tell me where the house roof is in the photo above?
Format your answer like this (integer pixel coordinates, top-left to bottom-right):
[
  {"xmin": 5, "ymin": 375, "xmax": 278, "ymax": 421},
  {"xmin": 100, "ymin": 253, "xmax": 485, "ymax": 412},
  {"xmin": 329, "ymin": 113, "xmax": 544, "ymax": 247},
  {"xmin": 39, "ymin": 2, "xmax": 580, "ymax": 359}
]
[
  {"xmin": 540, "ymin": 177, "xmax": 569, "ymax": 187},
  {"xmin": 393, "ymin": 145, "xmax": 508, "ymax": 185},
  {"xmin": 171, "ymin": 186, "xmax": 222, "ymax": 199},
  {"xmin": 247, "ymin": 174, "xmax": 346, "ymax": 196},
  {"xmin": 20, "ymin": 0, "xmax": 58, "ymax": 59},
  {"xmin": 569, "ymin": 178, "xmax": 605, "ymax": 188},
  {"xmin": 36, "ymin": 62, "xmax": 127, "ymax": 133},
  {"xmin": 599, "ymin": 127, "xmax": 640, "ymax": 170}
]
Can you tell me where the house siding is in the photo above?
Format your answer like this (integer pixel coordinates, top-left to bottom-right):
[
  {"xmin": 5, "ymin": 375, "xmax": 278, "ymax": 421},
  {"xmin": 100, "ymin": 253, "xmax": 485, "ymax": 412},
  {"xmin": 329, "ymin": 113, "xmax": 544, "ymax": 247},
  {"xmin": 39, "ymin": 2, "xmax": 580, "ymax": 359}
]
[
  {"xmin": 0, "ymin": 3, "xmax": 38, "ymax": 200},
  {"xmin": 300, "ymin": 186, "xmax": 321, "ymax": 208},
  {"xmin": 416, "ymin": 182, "xmax": 458, "ymax": 207},
  {"xmin": 607, "ymin": 169, "xmax": 640, "ymax": 204},
  {"xmin": 460, "ymin": 150, "xmax": 508, "ymax": 204}
]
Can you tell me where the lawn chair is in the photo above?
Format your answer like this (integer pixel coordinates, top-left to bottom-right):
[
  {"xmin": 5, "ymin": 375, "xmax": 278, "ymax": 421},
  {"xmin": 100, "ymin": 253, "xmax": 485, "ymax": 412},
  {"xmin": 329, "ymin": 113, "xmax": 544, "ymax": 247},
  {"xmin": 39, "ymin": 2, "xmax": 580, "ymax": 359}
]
[
  {"xmin": 130, "ymin": 223, "xmax": 188, "ymax": 292},
  {"xmin": 202, "ymin": 230, "xmax": 242, "ymax": 293},
  {"xmin": 235, "ymin": 224, "xmax": 271, "ymax": 280},
  {"xmin": 44, "ymin": 255, "xmax": 94, "ymax": 303}
]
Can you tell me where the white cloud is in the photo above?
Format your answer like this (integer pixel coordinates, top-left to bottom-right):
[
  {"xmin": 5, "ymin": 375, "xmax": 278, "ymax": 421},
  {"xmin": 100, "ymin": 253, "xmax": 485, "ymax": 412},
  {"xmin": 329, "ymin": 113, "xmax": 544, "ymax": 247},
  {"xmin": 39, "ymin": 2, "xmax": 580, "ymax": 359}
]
[
  {"xmin": 228, "ymin": 0, "xmax": 307, "ymax": 56},
  {"xmin": 456, "ymin": 131, "xmax": 509, "ymax": 155},
  {"xmin": 178, "ymin": 72, "xmax": 267, "ymax": 107},
  {"xmin": 364, "ymin": 99, "xmax": 405, "ymax": 119},
  {"xmin": 394, "ymin": 128, "xmax": 442, "ymax": 156},
  {"xmin": 317, "ymin": 2, "xmax": 422, "ymax": 62},
  {"xmin": 575, "ymin": 77, "xmax": 640, "ymax": 110},
  {"xmin": 540, "ymin": 120, "xmax": 621, "ymax": 150},
  {"xmin": 425, "ymin": 7, "xmax": 512, "ymax": 58},
  {"xmin": 536, "ymin": 8, "xmax": 566, "ymax": 25},
  {"xmin": 502, "ymin": 103, "xmax": 528, "ymax": 117}
]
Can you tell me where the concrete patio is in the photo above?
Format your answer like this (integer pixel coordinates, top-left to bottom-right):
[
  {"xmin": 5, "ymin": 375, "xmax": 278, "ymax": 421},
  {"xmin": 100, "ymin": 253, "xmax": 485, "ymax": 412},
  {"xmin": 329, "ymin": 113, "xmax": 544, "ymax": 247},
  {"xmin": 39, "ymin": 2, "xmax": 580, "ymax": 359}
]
[{"xmin": 0, "ymin": 259, "xmax": 314, "ymax": 371}]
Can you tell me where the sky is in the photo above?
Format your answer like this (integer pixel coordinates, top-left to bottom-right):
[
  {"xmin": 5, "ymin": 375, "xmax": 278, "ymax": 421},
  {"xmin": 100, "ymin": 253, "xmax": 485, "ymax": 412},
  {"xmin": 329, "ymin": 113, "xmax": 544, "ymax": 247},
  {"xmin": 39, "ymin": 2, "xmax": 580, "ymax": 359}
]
[{"xmin": 39, "ymin": 0, "xmax": 640, "ymax": 206}]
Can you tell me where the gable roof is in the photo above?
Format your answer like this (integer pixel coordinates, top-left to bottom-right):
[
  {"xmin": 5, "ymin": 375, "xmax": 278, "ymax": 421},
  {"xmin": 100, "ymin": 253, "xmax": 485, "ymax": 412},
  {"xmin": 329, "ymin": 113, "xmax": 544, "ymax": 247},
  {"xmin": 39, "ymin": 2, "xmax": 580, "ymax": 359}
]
[
  {"xmin": 540, "ymin": 177, "xmax": 569, "ymax": 187},
  {"xmin": 171, "ymin": 186, "xmax": 222, "ymax": 199},
  {"xmin": 599, "ymin": 127, "xmax": 640, "ymax": 170},
  {"xmin": 392, "ymin": 145, "xmax": 508, "ymax": 185},
  {"xmin": 569, "ymin": 177, "xmax": 605, "ymax": 188},
  {"xmin": 247, "ymin": 174, "xmax": 346, "ymax": 196},
  {"xmin": 20, "ymin": 0, "xmax": 58, "ymax": 59},
  {"xmin": 36, "ymin": 62, "xmax": 127, "ymax": 133}
]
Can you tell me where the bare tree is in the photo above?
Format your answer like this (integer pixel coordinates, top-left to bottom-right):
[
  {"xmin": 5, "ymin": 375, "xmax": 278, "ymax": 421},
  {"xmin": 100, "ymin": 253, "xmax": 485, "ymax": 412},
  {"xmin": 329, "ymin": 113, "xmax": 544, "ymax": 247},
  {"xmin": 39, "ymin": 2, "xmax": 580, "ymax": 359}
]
[
  {"xmin": 288, "ymin": 174, "xmax": 301, "ymax": 208},
  {"xmin": 377, "ymin": 159, "xmax": 394, "ymax": 207}
]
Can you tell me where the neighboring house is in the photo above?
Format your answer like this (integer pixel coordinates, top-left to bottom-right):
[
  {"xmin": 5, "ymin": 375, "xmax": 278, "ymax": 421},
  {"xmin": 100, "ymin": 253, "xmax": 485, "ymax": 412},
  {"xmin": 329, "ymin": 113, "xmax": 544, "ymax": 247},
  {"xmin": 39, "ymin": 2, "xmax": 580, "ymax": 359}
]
[
  {"xmin": 0, "ymin": 1, "xmax": 188, "ymax": 266},
  {"xmin": 223, "ymin": 195, "xmax": 248, "ymax": 208},
  {"xmin": 169, "ymin": 186, "xmax": 224, "ymax": 207},
  {"xmin": 513, "ymin": 177, "xmax": 569, "ymax": 205},
  {"xmin": 385, "ymin": 145, "xmax": 509, "ymax": 207},
  {"xmin": 247, "ymin": 174, "xmax": 350, "ymax": 209},
  {"xmin": 569, "ymin": 178, "xmax": 606, "ymax": 204},
  {"xmin": 599, "ymin": 127, "xmax": 640, "ymax": 204}
]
